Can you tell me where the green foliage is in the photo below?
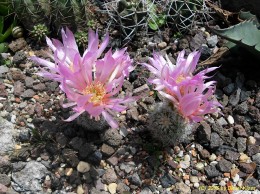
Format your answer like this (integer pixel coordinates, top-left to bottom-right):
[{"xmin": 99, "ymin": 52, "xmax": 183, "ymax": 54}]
[
  {"xmin": 0, "ymin": 1, "xmax": 16, "ymax": 43},
  {"xmin": 0, "ymin": 42, "xmax": 8, "ymax": 53},
  {"xmin": 30, "ymin": 24, "xmax": 50, "ymax": 42},
  {"xmin": 75, "ymin": 31, "xmax": 88, "ymax": 49},
  {"xmin": 210, "ymin": 11, "xmax": 260, "ymax": 56},
  {"xmin": 148, "ymin": 2, "xmax": 166, "ymax": 31}
]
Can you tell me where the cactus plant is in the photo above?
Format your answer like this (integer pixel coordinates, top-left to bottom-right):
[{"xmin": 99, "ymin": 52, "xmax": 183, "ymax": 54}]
[
  {"xmin": 148, "ymin": 100, "xmax": 193, "ymax": 147},
  {"xmin": 11, "ymin": 0, "xmax": 96, "ymax": 35},
  {"xmin": 166, "ymin": 0, "xmax": 209, "ymax": 32},
  {"xmin": 75, "ymin": 31, "xmax": 88, "ymax": 49},
  {"xmin": 210, "ymin": 11, "xmax": 260, "ymax": 57},
  {"xmin": 103, "ymin": 0, "xmax": 150, "ymax": 41},
  {"xmin": 30, "ymin": 24, "xmax": 50, "ymax": 42}
]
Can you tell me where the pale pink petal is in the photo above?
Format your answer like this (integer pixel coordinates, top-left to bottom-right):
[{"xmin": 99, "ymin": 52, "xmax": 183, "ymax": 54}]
[{"xmin": 102, "ymin": 111, "xmax": 118, "ymax": 129}]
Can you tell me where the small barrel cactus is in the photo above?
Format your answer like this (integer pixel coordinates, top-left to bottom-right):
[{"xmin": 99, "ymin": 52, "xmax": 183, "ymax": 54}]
[
  {"xmin": 30, "ymin": 24, "xmax": 50, "ymax": 42},
  {"xmin": 103, "ymin": 0, "xmax": 149, "ymax": 41},
  {"xmin": 75, "ymin": 31, "xmax": 88, "ymax": 49},
  {"xmin": 166, "ymin": 0, "xmax": 209, "ymax": 32},
  {"xmin": 148, "ymin": 100, "xmax": 193, "ymax": 147}
]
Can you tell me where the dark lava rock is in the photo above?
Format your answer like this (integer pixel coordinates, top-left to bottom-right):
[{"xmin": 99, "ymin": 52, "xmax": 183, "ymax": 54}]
[
  {"xmin": 248, "ymin": 106, "xmax": 260, "ymax": 123},
  {"xmin": 8, "ymin": 38, "xmax": 27, "ymax": 52},
  {"xmin": 159, "ymin": 173, "xmax": 176, "ymax": 188},
  {"xmin": 14, "ymin": 81, "xmax": 24, "ymax": 96},
  {"xmin": 197, "ymin": 121, "xmax": 211, "ymax": 144},
  {"xmin": 102, "ymin": 168, "xmax": 117, "ymax": 184},
  {"xmin": 21, "ymin": 89, "xmax": 35, "ymax": 98},
  {"xmin": 236, "ymin": 137, "xmax": 247, "ymax": 152},
  {"xmin": 234, "ymin": 125, "xmax": 248, "ymax": 137},
  {"xmin": 200, "ymin": 45, "xmax": 212, "ymax": 60},
  {"xmin": 13, "ymin": 51, "xmax": 26, "ymax": 64},
  {"xmin": 78, "ymin": 143, "xmax": 96, "ymax": 159},
  {"xmin": 199, "ymin": 149, "xmax": 210, "ymax": 159},
  {"xmin": 240, "ymin": 90, "xmax": 250, "ymax": 102},
  {"xmin": 224, "ymin": 150, "xmax": 240, "ymax": 162},
  {"xmin": 101, "ymin": 143, "xmax": 115, "ymax": 157},
  {"xmin": 88, "ymin": 151, "xmax": 102, "ymax": 164},
  {"xmin": 102, "ymin": 128, "xmax": 123, "ymax": 147},
  {"xmin": 244, "ymin": 177, "xmax": 259, "ymax": 187},
  {"xmin": 215, "ymin": 145, "xmax": 237, "ymax": 155},
  {"xmin": 229, "ymin": 88, "xmax": 241, "ymax": 106},
  {"xmin": 0, "ymin": 174, "xmax": 11, "ymax": 186},
  {"xmin": 178, "ymin": 38, "xmax": 189, "ymax": 50},
  {"xmin": 190, "ymin": 32, "xmax": 207, "ymax": 50},
  {"xmin": 45, "ymin": 81, "xmax": 59, "ymax": 92},
  {"xmin": 239, "ymin": 162, "xmax": 256, "ymax": 174},
  {"xmin": 0, "ymin": 83, "xmax": 7, "ymax": 97},
  {"xmin": 129, "ymin": 173, "xmax": 142, "ymax": 186},
  {"xmin": 252, "ymin": 153, "xmax": 260, "ymax": 165},
  {"xmin": 210, "ymin": 132, "xmax": 224, "ymax": 149},
  {"xmin": 216, "ymin": 159, "xmax": 232, "ymax": 172},
  {"xmin": 69, "ymin": 137, "xmax": 85, "ymax": 151},
  {"xmin": 204, "ymin": 165, "xmax": 221, "ymax": 178},
  {"xmin": 25, "ymin": 77, "xmax": 34, "ymax": 88},
  {"xmin": 33, "ymin": 83, "xmax": 46, "ymax": 91},
  {"xmin": 234, "ymin": 101, "xmax": 248, "ymax": 115},
  {"xmin": 0, "ymin": 156, "xmax": 12, "ymax": 174},
  {"xmin": 223, "ymin": 83, "xmax": 235, "ymax": 95},
  {"xmin": 247, "ymin": 145, "xmax": 259, "ymax": 156}
]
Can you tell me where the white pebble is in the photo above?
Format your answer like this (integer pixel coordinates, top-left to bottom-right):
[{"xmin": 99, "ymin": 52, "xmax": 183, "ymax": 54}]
[
  {"xmin": 227, "ymin": 115, "xmax": 234, "ymax": 124},
  {"xmin": 209, "ymin": 153, "xmax": 217, "ymax": 161},
  {"xmin": 194, "ymin": 182, "xmax": 200, "ymax": 188},
  {"xmin": 248, "ymin": 136, "xmax": 256, "ymax": 145},
  {"xmin": 195, "ymin": 162, "xmax": 204, "ymax": 171},
  {"xmin": 233, "ymin": 174, "xmax": 240, "ymax": 183},
  {"xmin": 184, "ymin": 154, "xmax": 191, "ymax": 162},
  {"xmin": 219, "ymin": 180, "xmax": 226, "ymax": 187}
]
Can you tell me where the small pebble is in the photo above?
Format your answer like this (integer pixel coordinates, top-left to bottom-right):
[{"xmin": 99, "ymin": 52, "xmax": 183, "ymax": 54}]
[
  {"xmin": 239, "ymin": 153, "xmax": 249, "ymax": 162},
  {"xmin": 77, "ymin": 185, "xmax": 84, "ymax": 194},
  {"xmin": 195, "ymin": 162, "xmax": 204, "ymax": 171},
  {"xmin": 108, "ymin": 183, "xmax": 117, "ymax": 194},
  {"xmin": 194, "ymin": 182, "xmax": 199, "ymax": 188},
  {"xmin": 65, "ymin": 168, "xmax": 73, "ymax": 176},
  {"xmin": 184, "ymin": 155, "xmax": 190, "ymax": 162},
  {"xmin": 227, "ymin": 115, "xmax": 234, "ymax": 124},
  {"xmin": 77, "ymin": 161, "xmax": 91, "ymax": 173},
  {"xmin": 209, "ymin": 154, "xmax": 217, "ymax": 161},
  {"xmin": 233, "ymin": 174, "xmax": 240, "ymax": 183},
  {"xmin": 190, "ymin": 176, "xmax": 199, "ymax": 183},
  {"xmin": 248, "ymin": 136, "xmax": 256, "ymax": 145},
  {"xmin": 219, "ymin": 180, "xmax": 226, "ymax": 186}
]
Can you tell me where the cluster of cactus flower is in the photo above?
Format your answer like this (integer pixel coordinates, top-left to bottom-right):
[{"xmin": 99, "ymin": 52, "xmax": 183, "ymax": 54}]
[
  {"xmin": 32, "ymin": 28, "xmax": 221, "ymax": 145},
  {"xmin": 143, "ymin": 51, "xmax": 222, "ymax": 145},
  {"xmin": 31, "ymin": 28, "xmax": 136, "ymax": 129}
]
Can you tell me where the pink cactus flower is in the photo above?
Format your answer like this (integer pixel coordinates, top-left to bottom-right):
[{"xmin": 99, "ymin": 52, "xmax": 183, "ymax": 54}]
[
  {"xmin": 31, "ymin": 28, "xmax": 136, "ymax": 128},
  {"xmin": 143, "ymin": 50, "xmax": 221, "ymax": 122}
]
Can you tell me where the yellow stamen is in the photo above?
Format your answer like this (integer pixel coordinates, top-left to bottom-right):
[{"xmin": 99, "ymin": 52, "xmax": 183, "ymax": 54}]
[
  {"xmin": 82, "ymin": 82, "xmax": 106, "ymax": 105},
  {"xmin": 176, "ymin": 74, "xmax": 185, "ymax": 83}
]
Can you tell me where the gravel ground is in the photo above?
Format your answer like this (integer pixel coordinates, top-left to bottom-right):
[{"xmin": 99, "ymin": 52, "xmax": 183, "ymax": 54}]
[{"xmin": 0, "ymin": 27, "xmax": 259, "ymax": 194}]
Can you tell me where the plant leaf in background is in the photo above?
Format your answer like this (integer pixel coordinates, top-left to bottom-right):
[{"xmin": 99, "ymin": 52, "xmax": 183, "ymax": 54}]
[
  {"xmin": 210, "ymin": 11, "xmax": 260, "ymax": 56},
  {"xmin": 0, "ymin": 42, "xmax": 8, "ymax": 53}
]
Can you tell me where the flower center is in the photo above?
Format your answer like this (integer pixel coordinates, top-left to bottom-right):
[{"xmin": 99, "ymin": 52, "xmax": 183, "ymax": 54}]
[
  {"xmin": 83, "ymin": 82, "xmax": 106, "ymax": 105},
  {"xmin": 176, "ymin": 74, "xmax": 185, "ymax": 84}
]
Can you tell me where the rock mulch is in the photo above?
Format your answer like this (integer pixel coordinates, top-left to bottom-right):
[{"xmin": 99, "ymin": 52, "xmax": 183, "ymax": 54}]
[{"xmin": 0, "ymin": 29, "xmax": 260, "ymax": 194}]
